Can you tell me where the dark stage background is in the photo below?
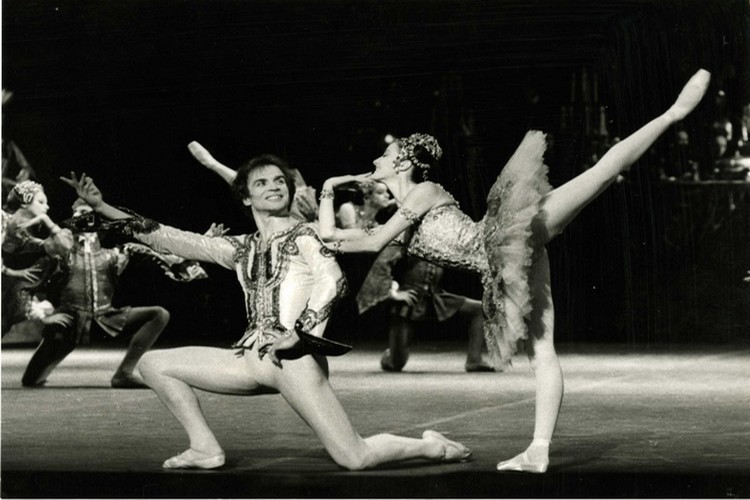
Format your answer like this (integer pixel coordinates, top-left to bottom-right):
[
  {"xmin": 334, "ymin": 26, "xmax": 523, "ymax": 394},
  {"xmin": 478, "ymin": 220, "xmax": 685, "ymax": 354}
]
[{"xmin": 3, "ymin": 0, "xmax": 749, "ymax": 347}]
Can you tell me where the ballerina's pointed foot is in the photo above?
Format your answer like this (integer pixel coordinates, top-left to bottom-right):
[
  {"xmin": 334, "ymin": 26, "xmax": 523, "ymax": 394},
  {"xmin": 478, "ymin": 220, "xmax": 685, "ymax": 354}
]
[
  {"xmin": 187, "ymin": 141, "xmax": 217, "ymax": 166},
  {"xmin": 162, "ymin": 448, "xmax": 225, "ymax": 470},
  {"xmin": 666, "ymin": 69, "xmax": 711, "ymax": 122},
  {"xmin": 496, "ymin": 451, "xmax": 549, "ymax": 473},
  {"xmin": 423, "ymin": 430, "xmax": 472, "ymax": 462}
]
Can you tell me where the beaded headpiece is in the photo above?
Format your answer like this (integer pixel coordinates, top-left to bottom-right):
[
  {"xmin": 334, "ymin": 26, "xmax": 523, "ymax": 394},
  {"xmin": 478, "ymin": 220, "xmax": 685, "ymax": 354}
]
[
  {"xmin": 12, "ymin": 180, "xmax": 43, "ymax": 204},
  {"xmin": 396, "ymin": 133, "xmax": 443, "ymax": 171},
  {"xmin": 358, "ymin": 179, "xmax": 377, "ymax": 197}
]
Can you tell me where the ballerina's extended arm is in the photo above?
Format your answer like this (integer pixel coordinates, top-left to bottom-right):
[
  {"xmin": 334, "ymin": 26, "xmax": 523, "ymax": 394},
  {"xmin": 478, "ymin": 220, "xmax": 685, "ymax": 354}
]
[
  {"xmin": 318, "ymin": 174, "xmax": 380, "ymax": 241},
  {"xmin": 320, "ymin": 180, "xmax": 442, "ymax": 253}
]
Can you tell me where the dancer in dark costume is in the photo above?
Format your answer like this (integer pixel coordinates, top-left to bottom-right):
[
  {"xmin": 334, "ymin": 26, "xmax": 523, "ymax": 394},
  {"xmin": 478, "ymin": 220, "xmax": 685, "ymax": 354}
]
[
  {"xmin": 357, "ymin": 227, "xmax": 492, "ymax": 372},
  {"xmin": 21, "ymin": 198, "xmax": 207, "ymax": 388}
]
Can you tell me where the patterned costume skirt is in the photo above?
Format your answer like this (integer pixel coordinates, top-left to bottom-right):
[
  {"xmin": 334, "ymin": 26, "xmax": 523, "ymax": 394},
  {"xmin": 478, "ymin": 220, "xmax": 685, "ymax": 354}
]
[{"xmin": 481, "ymin": 130, "xmax": 552, "ymax": 368}]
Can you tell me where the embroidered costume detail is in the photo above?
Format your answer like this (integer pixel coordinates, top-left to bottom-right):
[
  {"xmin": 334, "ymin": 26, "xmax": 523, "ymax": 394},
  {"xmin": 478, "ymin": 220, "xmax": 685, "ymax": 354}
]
[
  {"xmin": 130, "ymin": 219, "xmax": 347, "ymax": 357},
  {"xmin": 311, "ymin": 275, "xmax": 348, "ymax": 326},
  {"xmin": 295, "ymin": 308, "xmax": 319, "ymax": 334},
  {"xmin": 397, "ymin": 206, "xmax": 422, "ymax": 225},
  {"xmin": 104, "ymin": 207, "xmax": 161, "ymax": 237},
  {"xmin": 321, "ymin": 240, "xmax": 341, "ymax": 256},
  {"xmin": 319, "ymin": 188, "xmax": 334, "ymax": 200},
  {"xmin": 122, "ymin": 243, "xmax": 208, "ymax": 282}
]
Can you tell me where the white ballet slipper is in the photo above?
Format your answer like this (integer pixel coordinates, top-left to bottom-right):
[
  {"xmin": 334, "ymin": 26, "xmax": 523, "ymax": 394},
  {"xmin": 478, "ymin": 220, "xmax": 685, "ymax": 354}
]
[
  {"xmin": 423, "ymin": 430, "xmax": 472, "ymax": 462},
  {"xmin": 496, "ymin": 451, "xmax": 548, "ymax": 473},
  {"xmin": 666, "ymin": 69, "xmax": 711, "ymax": 122},
  {"xmin": 162, "ymin": 449, "xmax": 225, "ymax": 470}
]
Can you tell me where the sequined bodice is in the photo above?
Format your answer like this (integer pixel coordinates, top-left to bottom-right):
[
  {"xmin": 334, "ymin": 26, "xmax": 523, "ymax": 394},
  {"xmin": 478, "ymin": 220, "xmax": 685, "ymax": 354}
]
[{"xmin": 407, "ymin": 204, "xmax": 488, "ymax": 274}]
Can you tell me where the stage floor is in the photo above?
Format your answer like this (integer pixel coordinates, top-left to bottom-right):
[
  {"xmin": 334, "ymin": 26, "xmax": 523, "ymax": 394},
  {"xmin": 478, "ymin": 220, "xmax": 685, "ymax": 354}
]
[{"xmin": 2, "ymin": 342, "xmax": 749, "ymax": 498}]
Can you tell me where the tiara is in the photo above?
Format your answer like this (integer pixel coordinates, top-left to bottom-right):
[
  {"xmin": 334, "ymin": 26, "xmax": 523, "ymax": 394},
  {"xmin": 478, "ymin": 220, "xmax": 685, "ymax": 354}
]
[
  {"xmin": 13, "ymin": 180, "xmax": 43, "ymax": 204},
  {"xmin": 396, "ymin": 133, "xmax": 443, "ymax": 170}
]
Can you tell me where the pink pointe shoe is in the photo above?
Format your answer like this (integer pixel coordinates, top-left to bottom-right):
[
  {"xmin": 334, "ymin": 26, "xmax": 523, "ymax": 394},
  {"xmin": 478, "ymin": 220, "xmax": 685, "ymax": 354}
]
[
  {"xmin": 423, "ymin": 430, "xmax": 473, "ymax": 463},
  {"xmin": 666, "ymin": 69, "xmax": 711, "ymax": 122},
  {"xmin": 496, "ymin": 451, "xmax": 549, "ymax": 474},
  {"xmin": 162, "ymin": 449, "xmax": 226, "ymax": 470}
]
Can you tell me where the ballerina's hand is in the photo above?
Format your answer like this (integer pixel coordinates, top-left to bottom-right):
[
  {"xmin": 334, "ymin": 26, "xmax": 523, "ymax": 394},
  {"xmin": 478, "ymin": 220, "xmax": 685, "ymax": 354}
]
[
  {"xmin": 18, "ymin": 214, "xmax": 53, "ymax": 230},
  {"xmin": 324, "ymin": 173, "xmax": 372, "ymax": 188},
  {"xmin": 60, "ymin": 172, "xmax": 104, "ymax": 208},
  {"xmin": 204, "ymin": 222, "xmax": 230, "ymax": 237},
  {"xmin": 187, "ymin": 141, "xmax": 218, "ymax": 168}
]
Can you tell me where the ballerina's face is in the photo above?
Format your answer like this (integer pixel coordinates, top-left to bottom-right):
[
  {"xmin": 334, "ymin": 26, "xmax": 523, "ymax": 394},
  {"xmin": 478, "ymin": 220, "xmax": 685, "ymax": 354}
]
[
  {"xmin": 371, "ymin": 142, "xmax": 401, "ymax": 181},
  {"xmin": 24, "ymin": 190, "xmax": 50, "ymax": 217},
  {"xmin": 365, "ymin": 182, "xmax": 393, "ymax": 209},
  {"xmin": 242, "ymin": 165, "xmax": 290, "ymax": 214}
]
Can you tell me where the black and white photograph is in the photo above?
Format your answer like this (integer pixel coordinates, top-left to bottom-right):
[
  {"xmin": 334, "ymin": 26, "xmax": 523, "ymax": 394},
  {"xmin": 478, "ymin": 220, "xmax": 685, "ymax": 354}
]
[{"xmin": 2, "ymin": 0, "xmax": 749, "ymax": 498}]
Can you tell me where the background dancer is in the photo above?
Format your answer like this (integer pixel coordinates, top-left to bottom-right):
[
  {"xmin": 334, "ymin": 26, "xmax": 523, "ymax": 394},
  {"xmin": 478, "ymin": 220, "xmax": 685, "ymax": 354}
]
[
  {"xmin": 2, "ymin": 181, "xmax": 69, "ymax": 337},
  {"xmin": 357, "ymin": 228, "xmax": 493, "ymax": 373},
  {"xmin": 21, "ymin": 198, "xmax": 205, "ymax": 388}
]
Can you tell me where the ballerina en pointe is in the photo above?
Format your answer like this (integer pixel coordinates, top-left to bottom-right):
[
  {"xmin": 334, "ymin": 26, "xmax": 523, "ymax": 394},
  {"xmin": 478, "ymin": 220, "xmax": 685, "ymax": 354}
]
[
  {"xmin": 496, "ymin": 450, "xmax": 549, "ymax": 473},
  {"xmin": 665, "ymin": 69, "xmax": 711, "ymax": 123}
]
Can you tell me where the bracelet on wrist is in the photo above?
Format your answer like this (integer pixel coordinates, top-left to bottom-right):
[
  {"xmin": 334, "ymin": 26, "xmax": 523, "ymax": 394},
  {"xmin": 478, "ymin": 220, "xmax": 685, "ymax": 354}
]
[{"xmin": 319, "ymin": 188, "xmax": 334, "ymax": 200}]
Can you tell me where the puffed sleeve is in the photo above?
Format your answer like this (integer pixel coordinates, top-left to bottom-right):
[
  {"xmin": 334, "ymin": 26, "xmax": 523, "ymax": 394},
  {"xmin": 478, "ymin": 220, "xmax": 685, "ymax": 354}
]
[
  {"xmin": 120, "ymin": 215, "xmax": 239, "ymax": 270},
  {"xmin": 43, "ymin": 228, "xmax": 74, "ymax": 258},
  {"xmin": 293, "ymin": 226, "xmax": 349, "ymax": 336}
]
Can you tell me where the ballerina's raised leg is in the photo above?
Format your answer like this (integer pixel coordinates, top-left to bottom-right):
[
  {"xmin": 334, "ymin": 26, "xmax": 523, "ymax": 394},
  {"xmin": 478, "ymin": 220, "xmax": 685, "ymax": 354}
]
[
  {"xmin": 497, "ymin": 69, "xmax": 711, "ymax": 473},
  {"xmin": 541, "ymin": 68, "xmax": 711, "ymax": 243}
]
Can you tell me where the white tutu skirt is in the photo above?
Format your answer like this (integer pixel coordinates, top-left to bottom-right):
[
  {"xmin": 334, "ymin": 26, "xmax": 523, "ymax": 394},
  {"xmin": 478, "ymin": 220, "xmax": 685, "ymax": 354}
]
[{"xmin": 481, "ymin": 130, "xmax": 552, "ymax": 367}]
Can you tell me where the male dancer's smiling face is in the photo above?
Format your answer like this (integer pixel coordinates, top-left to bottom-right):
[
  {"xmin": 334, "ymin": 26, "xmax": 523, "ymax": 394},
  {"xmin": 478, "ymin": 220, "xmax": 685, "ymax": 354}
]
[{"xmin": 242, "ymin": 165, "xmax": 290, "ymax": 214}]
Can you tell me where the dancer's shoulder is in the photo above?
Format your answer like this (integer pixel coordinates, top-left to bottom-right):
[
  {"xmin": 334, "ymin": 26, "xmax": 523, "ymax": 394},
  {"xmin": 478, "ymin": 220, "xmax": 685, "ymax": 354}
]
[{"xmin": 410, "ymin": 181, "xmax": 452, "ymax": 199}]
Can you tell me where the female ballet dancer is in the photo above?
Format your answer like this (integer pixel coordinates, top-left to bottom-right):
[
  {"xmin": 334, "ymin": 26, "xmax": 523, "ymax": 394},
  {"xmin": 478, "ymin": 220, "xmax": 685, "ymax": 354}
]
[
  {"xmin": 2, "ymin": 181, "xmax": 72, "ymax": 335},
  {"xmin": 318, "ymin": 69, "xmax": 711, "ymax": 472},
  {"xmin": 336, "ymin": 179, "xmax": 396, "ymax": 229},
  {"xmin": 60, "ymin": 159, "xmax": 472, "ymax": 470}
]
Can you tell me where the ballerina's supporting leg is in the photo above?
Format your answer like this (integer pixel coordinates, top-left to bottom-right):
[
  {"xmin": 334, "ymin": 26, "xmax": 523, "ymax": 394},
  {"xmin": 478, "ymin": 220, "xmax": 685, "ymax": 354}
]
[
  {"xmin": 497, "ymin": 251, "xmax": 561, "ymax": 473},
  {"xmin": 497, "ymin": 70, "xmax": 711, "ymax": 473},
  {"xmin": 539, "ymin": 69, "xmax": 711, "ymax": 244}
]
